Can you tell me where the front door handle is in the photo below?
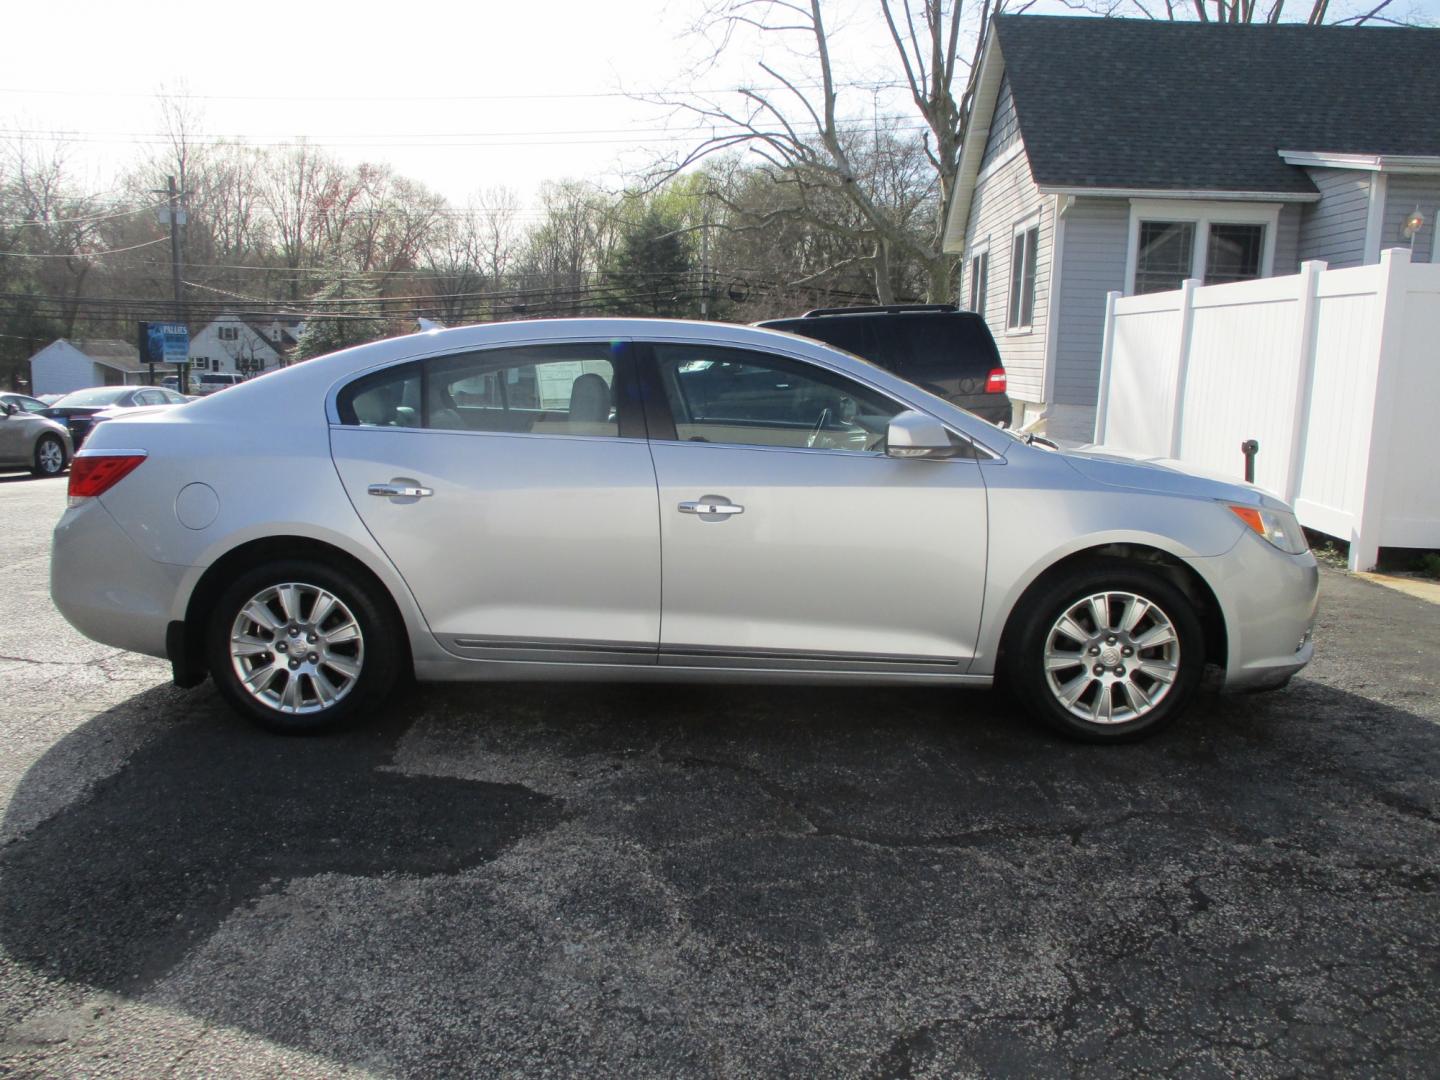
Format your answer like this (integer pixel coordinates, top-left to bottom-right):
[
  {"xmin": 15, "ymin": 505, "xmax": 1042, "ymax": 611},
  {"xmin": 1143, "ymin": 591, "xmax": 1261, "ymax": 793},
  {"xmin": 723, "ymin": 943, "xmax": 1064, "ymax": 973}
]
[
  {"xmin": 678, "ymin": 497, "xmax": 744, "ymax": 518},
  {"xmin": 368, "ymin": 482, "xmax": 433, "ymax": 498}
]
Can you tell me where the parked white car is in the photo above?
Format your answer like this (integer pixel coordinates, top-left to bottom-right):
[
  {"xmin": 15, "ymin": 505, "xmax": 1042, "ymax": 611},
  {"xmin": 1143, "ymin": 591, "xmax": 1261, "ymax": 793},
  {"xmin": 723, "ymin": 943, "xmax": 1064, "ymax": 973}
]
[{"xmin": 51, "ymin": 319, "xmax": 1318, "ymax": 741}]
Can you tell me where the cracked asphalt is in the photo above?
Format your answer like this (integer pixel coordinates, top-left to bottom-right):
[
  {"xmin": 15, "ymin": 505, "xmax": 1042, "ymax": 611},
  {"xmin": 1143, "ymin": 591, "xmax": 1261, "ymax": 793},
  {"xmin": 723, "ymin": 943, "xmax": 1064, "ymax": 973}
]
[{"xmin": 0, "ymin": 472, "xmax": 1437, "ymax": 1078}]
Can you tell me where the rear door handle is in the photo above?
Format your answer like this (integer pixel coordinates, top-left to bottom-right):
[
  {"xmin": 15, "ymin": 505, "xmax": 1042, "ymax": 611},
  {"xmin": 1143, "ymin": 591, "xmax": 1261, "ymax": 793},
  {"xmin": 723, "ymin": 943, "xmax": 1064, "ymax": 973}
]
[
  {"xmin": 368, "ymin": 482, "xmax": 433, "ymax": 498},
  {"xmin": 678, "ymin": 498, "xmax": 743, "ymax": 517}
]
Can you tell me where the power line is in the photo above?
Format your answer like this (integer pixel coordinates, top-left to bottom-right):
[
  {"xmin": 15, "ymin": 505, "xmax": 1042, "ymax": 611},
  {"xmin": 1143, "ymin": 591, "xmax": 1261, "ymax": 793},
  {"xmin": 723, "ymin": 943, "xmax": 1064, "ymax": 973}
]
[
  {"xmin": 0, "ymin": 82, "xmax": 910, "ymax": 103},
  {"xmin": 0, "ymin": 236, "xmax": 169, "ymax": 258}
]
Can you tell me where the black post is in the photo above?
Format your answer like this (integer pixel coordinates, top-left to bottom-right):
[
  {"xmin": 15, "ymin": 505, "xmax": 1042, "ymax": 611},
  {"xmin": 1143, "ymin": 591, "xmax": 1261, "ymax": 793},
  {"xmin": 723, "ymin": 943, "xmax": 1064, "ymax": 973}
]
[{"xmin": 1241, "ymin": 439, "xmax": 1259, "ymax": 484}]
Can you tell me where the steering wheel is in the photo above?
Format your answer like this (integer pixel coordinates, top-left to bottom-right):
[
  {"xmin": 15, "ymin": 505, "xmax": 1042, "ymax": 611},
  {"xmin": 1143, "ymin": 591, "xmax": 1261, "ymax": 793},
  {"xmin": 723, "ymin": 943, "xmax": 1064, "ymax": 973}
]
[{"xmin": 806, "ymin": 407, "xmax": 832, "ymax": 448}]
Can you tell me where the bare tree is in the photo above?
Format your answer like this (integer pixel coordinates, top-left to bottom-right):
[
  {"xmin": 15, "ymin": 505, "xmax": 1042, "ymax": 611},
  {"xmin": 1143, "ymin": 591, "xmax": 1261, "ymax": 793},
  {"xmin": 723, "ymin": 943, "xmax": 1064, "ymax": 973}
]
[{"xmin": 657, "ymin": 0, "xmax": 1009, "ymax": 303}]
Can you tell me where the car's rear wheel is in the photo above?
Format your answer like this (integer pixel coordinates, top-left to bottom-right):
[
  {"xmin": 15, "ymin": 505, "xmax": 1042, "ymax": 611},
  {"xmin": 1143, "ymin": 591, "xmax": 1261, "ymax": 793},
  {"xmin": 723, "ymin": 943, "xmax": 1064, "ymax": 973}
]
[
  {"xmin": 1005, "ymin": 560, "xmax": 1204, "ymax": 742},
  {"xmin": 30, "ymin": 434, "xmax": 66, "ymax": 477},
  {"xmin": 206, "ymin": 560, "xmax": 400, "ymax": 734}
]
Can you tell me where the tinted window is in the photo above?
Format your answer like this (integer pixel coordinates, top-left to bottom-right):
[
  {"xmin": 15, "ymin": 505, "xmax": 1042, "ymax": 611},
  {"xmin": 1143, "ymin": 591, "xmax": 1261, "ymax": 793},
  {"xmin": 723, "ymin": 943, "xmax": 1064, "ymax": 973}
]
[
  {"xmin": 654, "ymin": 344, "xmax": 901, "ymax": 453},
  {"xmin": 337, "ymin": 343, "xmax": 622, "ymax": 438},
  {"xmin": 898, "ymin": 316, "xmax": 1001, "ymax": 383}
]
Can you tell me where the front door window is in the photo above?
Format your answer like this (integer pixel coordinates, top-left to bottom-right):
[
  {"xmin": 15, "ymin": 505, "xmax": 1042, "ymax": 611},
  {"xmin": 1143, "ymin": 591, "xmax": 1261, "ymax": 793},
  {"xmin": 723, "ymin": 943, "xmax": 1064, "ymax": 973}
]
[{"xmin": 652, "ymin": 344, "xmax": 902, "ymax": 453}]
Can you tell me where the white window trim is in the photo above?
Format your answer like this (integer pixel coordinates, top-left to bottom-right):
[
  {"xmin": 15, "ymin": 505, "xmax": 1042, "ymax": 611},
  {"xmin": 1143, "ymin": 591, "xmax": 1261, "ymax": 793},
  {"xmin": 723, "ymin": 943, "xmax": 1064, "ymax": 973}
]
[
  {"xmin": 967, "ymin": 240, "xmax": 990, "ymax": 315},
  {"xmin": 1006, "ymin": 211, "xmax": 1042, "ymax": 335},
  {"xmin": 1123, "ymin": 199, "xmax": 1280, "ymax": 295}
]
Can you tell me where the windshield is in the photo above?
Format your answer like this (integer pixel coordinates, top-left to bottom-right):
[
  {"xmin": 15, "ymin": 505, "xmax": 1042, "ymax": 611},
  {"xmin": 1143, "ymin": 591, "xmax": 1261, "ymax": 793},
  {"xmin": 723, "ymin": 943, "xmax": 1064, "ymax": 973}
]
[{"xmin": 51, "ymin": 387, "xmax": 132, "ymax": 408}]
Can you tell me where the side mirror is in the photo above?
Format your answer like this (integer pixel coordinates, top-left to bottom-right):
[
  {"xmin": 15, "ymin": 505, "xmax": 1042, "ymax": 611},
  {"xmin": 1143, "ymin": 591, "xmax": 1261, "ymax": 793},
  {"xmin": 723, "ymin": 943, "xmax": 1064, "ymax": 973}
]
[
  {"xmin": 1, "ymin": 402, "xmax": 15, "ymax": 418},
  {"xmin": 885, "ymin": 410, "xmax": 957, "ymax": 459}
]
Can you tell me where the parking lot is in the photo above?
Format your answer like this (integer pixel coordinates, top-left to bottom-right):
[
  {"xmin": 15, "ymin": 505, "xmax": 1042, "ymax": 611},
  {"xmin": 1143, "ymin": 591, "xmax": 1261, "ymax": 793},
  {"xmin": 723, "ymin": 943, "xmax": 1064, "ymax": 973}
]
[{"xmin": 0, "ymin": 472, "xmax": 1436, "ymax": 1078}]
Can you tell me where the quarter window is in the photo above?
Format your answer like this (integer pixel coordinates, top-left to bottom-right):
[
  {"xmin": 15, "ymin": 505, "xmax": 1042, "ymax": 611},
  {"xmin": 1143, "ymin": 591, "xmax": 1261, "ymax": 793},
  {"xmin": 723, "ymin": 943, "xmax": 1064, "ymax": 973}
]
[
  {"xmin": 653, "ymin": 344, "xmax": 902, "ymax": 453},
  {"xmin": 1007, "ymin": 225, "xmax": 1038, "ymax": 330}
]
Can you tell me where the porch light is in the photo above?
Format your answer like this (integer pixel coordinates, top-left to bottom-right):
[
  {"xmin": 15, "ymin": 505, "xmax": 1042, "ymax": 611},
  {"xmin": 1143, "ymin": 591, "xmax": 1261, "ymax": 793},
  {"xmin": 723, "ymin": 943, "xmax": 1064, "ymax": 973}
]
[{"xmin": 1402, "ymin": 206, "xmax": 1425, "ymax": 243}]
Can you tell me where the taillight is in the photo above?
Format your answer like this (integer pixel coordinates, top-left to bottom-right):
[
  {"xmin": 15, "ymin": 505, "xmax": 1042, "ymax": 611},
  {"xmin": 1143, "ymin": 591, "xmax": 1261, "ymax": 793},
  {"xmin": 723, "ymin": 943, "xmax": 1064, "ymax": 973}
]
[
  {"xmin": 985, "ymin": 368, "xmax": 1007, "ymax": 394},
  {"xmin": 68, "ymin": 451, "xmax": 146, "ymax": 506}
]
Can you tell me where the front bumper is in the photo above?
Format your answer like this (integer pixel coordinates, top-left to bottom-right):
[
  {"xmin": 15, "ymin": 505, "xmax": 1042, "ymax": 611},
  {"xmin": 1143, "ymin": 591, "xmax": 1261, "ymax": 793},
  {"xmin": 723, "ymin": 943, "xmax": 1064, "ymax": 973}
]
[
  {"xmin": 1186, "ymin": 533, "xmax": 1319, "ymax": 691},
  {"xmin": 51, "ymin": 498, "xmax": 183, "ymax": 660}
]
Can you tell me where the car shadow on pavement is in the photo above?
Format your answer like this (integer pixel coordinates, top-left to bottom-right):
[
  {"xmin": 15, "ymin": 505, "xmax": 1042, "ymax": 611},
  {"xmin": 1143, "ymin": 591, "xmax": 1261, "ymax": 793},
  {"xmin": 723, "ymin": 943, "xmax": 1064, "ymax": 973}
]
[{"xmin": 1, "ymin": 676, "xmax": 1438, "ymax": 1076}]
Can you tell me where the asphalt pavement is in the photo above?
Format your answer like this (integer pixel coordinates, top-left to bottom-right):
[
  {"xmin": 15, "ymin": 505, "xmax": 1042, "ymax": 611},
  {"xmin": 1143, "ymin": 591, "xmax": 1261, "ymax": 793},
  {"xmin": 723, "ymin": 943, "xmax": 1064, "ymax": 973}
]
[{"xmin": 0, "ymin": 471, "xmax": 1436, "ymax": 1078}]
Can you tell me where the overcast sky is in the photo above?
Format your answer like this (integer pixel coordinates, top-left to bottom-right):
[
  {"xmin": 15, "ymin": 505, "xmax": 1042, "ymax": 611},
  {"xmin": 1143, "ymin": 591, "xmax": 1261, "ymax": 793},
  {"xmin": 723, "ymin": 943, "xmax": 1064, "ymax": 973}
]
[{"xmin": 5, "ymin": 0, "xmax": 1437, "ymax": 212}]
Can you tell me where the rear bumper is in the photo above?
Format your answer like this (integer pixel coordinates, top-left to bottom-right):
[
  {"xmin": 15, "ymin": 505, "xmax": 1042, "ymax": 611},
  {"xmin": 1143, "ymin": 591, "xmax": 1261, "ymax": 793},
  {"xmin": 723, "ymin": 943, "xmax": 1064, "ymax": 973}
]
[{"xmin": 51, "ymin": 498, "xmax": 182, "ymax": 660}]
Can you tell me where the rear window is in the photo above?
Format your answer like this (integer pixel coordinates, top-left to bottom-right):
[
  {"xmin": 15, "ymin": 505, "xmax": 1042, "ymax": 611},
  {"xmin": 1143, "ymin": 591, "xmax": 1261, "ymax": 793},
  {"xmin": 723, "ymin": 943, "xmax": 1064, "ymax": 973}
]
[{"xmin": 895, "ymin": 314, "xmax": 1001, "ymax": 377}]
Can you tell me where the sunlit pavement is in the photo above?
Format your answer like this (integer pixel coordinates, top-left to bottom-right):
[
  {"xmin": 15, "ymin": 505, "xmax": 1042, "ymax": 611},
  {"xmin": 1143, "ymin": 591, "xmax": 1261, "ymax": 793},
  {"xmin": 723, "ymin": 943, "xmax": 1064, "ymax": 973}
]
[{"xmin": 1, "ymin": 472, "xmax": 1437, "ymax": 1077}]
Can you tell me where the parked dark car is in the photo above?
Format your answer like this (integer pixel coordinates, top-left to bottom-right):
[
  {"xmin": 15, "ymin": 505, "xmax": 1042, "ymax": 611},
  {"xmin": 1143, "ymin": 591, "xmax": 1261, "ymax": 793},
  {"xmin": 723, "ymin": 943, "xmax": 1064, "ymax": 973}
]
[
  {"xmin": 43, "ymin": 386, "xmax": 189, "ymax": 449},
  {"xmin": 756, "ymin": 304, "xmax": 1012, "ymax": 426}
]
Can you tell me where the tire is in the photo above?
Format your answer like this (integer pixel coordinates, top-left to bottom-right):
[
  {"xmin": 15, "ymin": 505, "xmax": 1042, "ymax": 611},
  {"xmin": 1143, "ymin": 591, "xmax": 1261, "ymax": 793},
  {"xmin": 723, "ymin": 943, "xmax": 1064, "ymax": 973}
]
[
  {"xmin": 1004, "ymin": 559, "xmax": 1204, "ymax": 743},
  {"xmin": 30, "ymin": 434, "xmax": 67, "ymax": 477},
  {"xmin": 206, "ymin": 559, "xmax": 401, "ymax": 734}
]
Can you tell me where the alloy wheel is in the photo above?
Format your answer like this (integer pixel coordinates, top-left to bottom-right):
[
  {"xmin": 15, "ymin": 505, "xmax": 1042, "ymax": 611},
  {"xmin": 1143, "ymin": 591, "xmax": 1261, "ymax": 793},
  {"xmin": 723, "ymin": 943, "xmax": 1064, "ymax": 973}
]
[
  {"xmin": 1042, "ymin": 591, "xmax": 1180, "ymax": 724},
  {"xmin": 228, "ymin": 583, "xmax": 365, "ymax": 715},
  {"xmin": 36, "ymin": 439, "xmax": 64, "ymax": 474}
]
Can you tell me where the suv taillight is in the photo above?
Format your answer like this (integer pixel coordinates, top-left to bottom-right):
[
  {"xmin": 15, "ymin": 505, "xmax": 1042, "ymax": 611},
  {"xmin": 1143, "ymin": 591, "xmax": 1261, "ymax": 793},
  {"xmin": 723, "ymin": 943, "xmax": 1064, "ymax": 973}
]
[
  {"xmin": 68, "ymin": 451, "xmax": 146, "ymax": 506},
  {"xmin": 985, "ymin": 368, "xmax": 1007, "ymax": 394}
]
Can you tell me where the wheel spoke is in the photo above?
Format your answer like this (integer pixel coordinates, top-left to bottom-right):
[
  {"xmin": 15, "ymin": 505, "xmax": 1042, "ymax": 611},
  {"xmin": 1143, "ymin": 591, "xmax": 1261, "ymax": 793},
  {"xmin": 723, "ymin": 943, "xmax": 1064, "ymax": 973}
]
[
  {"xmin": 321, "ymin": 654, "xmax": 360, "ymax": 681},
  {"xmin": 1045, "ymin": 652, "xmax": 1085, "ymax": 672},
  {"xmin": 308, "ymin": 591, "xmax": 338, "ymax": 630},
  {"xmin": 310, "ymin": 669, "xmax": 339, "ymax": 706},
  {"xmin": 230, "ymin": 634, "xmax": 272, "ymax": 657},
  {"xmin": 1120, "ymin": 678, "xmax": 1151, "ymax": 712},
  {"xmin": 1057, "ymin": 672, "xmax": 1095, "ymax": 707},
  {"xmin": 274, "ymin": 584, "xmax": 303, "ymax": 624},
  {"xmin": 322, "ymin": 620, "xmax": 360, "ymax": 646},
  {"xmin": 1134, "ymin": 623, "xmax": 1177, "ymax": 650},
  {"xmin": 1137, "ymin": 658, "xmax": 1178, "ymax": 684},
  {"xmin": 1054, "ymin": 615, "xmax": 1090, "ymax": 646},
  {"xmin": 1120, "ymin": 596, "xmax": 1150, "ymax": 634},
  {"xmin": 1088, "ymin": 595, "xmax": 1111, "ymax": 634},
  {"xmin": 241, "ymin": 600, "xmax": 281, "ymax": 633},
  {"xmin": 1090, "ymin": 683, "xmax": 1115, "ymax": 723},
  {"xmin": 279, "ymin": 672, "xmax": 304, "ymax": 712},
  {"xmin": 242, "ymin": 663, "xmax": 279, "ymax": 693}
]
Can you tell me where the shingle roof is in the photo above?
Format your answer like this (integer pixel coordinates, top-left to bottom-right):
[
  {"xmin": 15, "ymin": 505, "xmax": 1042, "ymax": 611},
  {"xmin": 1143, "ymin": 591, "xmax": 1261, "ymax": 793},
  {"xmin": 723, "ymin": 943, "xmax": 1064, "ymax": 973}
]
[
  {"xmin": 994, "ymin": 15, "xmax": 1440, "ymax": 195},
  {"xmin": 72, "ymin": 340, "xmax": 144, "ymax": 372}
]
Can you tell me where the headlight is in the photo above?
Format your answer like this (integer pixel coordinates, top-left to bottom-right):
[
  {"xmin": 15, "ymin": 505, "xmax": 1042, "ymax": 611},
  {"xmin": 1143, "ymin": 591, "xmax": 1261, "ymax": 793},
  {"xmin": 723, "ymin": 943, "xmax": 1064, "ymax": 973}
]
[{"xmin": 1227, "ymin": 504, "xmax": 1308, "ymax": 555}]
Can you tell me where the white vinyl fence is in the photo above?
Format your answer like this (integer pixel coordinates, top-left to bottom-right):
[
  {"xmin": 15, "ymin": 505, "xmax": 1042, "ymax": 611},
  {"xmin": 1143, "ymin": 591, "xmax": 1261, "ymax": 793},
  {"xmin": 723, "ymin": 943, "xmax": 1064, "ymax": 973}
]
[{"xmin": 1094, "ymin": 248, "xmax": 1440, "ymax": 571}]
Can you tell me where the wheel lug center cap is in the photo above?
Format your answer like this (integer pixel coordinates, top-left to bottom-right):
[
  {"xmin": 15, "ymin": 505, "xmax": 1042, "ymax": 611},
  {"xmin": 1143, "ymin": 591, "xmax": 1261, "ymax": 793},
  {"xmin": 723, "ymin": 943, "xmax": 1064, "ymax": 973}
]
[{"xmin": 1100, "ymin": 646, "xmax": 1122, "ymax": 667}]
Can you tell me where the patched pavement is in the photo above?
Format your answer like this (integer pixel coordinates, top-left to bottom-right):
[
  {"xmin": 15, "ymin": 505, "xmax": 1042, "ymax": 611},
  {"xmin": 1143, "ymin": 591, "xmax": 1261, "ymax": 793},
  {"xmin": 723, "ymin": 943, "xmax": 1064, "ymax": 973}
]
[{"xmin": 1, "ymin": 474, "xmax": 1436, "ymax": 1077}]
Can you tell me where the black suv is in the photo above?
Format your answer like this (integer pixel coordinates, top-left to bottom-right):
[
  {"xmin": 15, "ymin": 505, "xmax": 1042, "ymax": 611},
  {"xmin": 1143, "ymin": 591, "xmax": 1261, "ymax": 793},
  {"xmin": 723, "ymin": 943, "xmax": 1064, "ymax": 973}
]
[{"xmin": 757, "ymin": 304, "xmax": 1011, "ymax": 426}]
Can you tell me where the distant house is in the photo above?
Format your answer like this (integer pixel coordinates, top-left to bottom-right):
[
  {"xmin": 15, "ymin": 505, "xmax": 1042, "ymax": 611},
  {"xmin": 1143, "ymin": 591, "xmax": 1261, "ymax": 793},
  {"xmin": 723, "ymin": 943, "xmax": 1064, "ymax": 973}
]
[
  {"xmin": 942, "ymin": 15, "xmax": 1440, "ymax": 441},
  {"xmin": 188, "ymin": 314, "xmax": 304, "ymax": 376},
  {"xmin": 29, "ymin": 340, "xmax": 167, "ymax": 395}
]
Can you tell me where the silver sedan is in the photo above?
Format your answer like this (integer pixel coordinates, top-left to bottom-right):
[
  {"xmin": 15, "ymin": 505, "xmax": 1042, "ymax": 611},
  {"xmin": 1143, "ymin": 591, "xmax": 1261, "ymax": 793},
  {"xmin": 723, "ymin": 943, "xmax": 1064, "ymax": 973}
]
[
  {"xmin": 1, "ymin": 393, "xmax": 72, "ymax": 477},
  {"xmin": 50, "ymin": 319, "xmax": 1318, "ymax": 742}
]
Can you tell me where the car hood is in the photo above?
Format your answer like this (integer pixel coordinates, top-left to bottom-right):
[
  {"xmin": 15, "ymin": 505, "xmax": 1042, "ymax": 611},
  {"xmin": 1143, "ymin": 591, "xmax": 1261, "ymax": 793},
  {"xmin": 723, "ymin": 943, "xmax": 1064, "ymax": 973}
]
[{"xmin": 1057, "ymin": 446, "xmax": 1288, "ymax": 510}]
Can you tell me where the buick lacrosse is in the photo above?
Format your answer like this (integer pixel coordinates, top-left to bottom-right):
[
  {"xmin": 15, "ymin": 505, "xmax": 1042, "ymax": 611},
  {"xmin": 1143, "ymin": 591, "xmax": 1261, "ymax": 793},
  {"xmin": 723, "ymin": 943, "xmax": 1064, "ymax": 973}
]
[{"xmin": 52, "ymin": 319, "xmax": 1317, "ymax": 742}]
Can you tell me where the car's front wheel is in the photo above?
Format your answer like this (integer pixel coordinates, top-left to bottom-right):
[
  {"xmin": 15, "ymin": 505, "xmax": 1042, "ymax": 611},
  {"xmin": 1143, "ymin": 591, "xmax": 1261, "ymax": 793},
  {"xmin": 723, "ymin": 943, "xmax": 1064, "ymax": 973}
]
[
  {"xmin": 1006, "ymin": 560, "xmax": 1204, "ymax": 742},
  {"xmin": 206, "ymin": 560, "xmax": 400, "ymax": 733},
  {"xmin": 30, "ymin": 434, "xmax": 67, "ymax": 477}
]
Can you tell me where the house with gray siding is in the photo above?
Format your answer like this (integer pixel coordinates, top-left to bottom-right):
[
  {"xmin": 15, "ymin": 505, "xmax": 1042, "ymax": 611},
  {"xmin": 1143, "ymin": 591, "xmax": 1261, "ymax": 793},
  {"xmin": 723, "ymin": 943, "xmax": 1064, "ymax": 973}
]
[{"xmin": 943, "ymin": 16, "xmax": 1440, "ymax": 442}]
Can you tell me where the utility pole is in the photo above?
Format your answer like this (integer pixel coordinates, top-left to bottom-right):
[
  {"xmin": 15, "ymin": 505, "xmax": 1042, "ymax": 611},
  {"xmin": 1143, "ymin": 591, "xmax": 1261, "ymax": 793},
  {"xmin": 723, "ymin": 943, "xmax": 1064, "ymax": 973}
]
[
  {"xmin": 699, "ymin": 202, "xmax": 711, "ymax": 321},
  {"xmin": 154, "ymin": 175, "xmax": 188, "ymax": 392}
]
